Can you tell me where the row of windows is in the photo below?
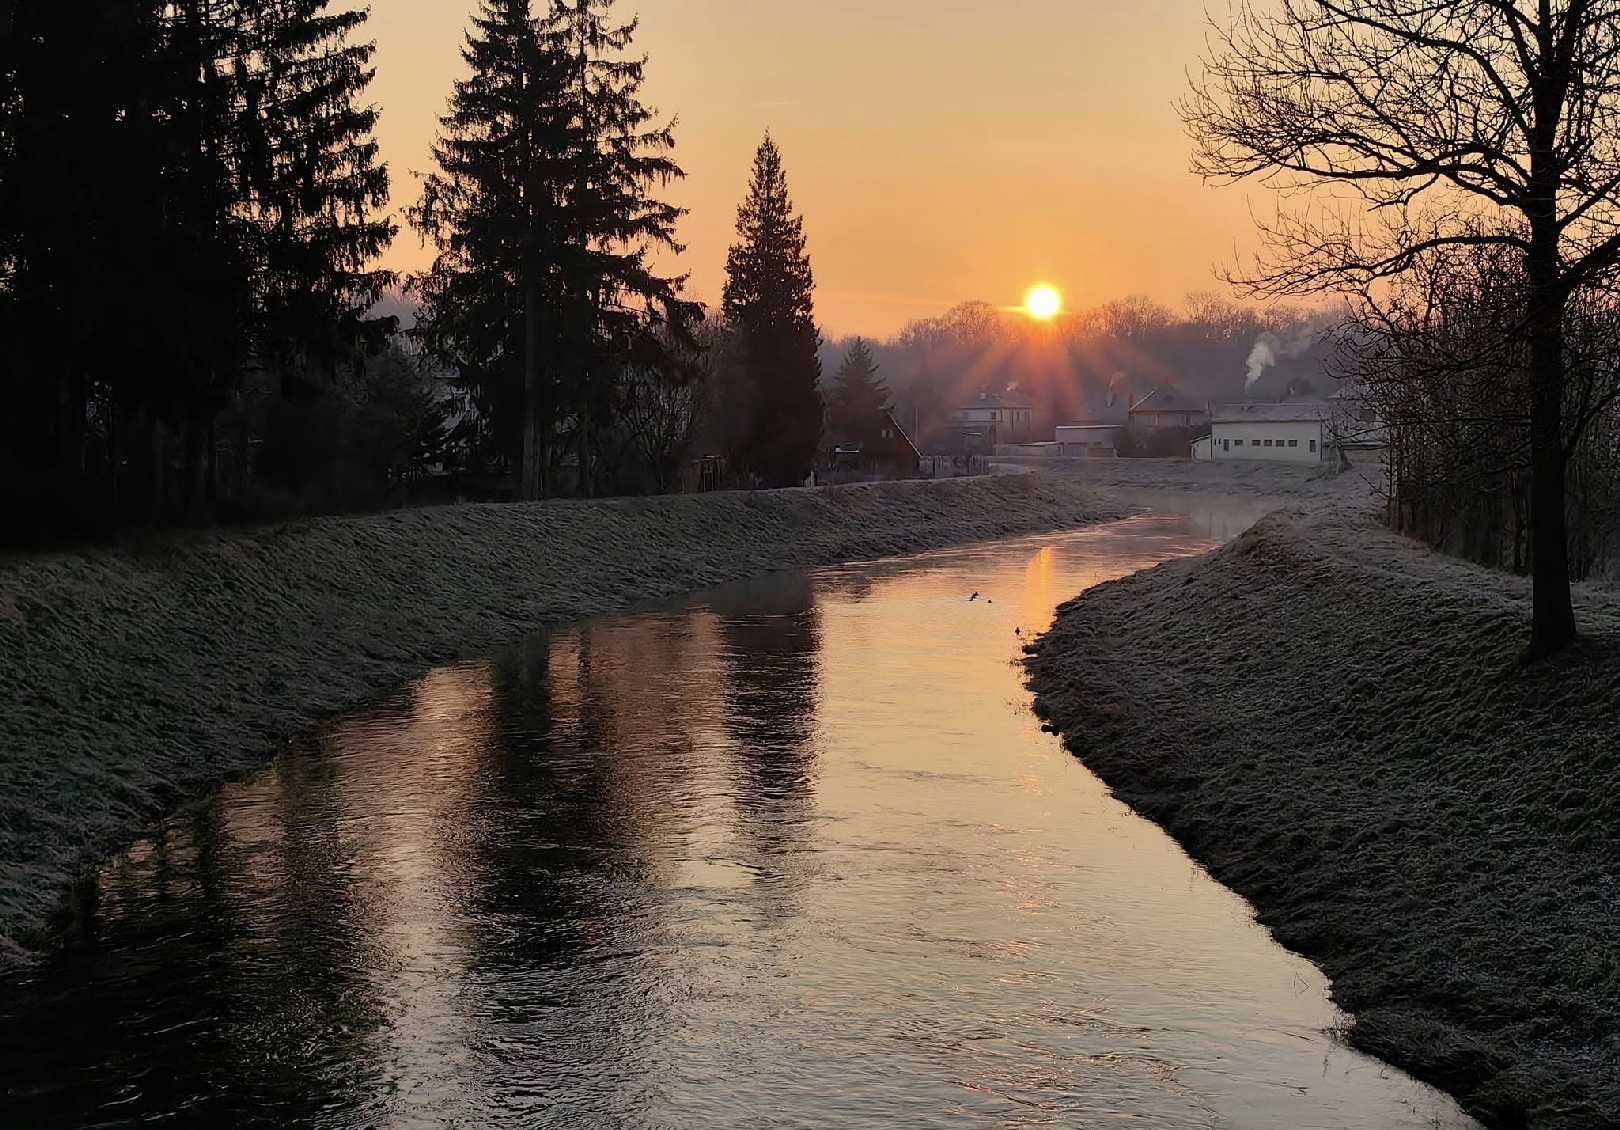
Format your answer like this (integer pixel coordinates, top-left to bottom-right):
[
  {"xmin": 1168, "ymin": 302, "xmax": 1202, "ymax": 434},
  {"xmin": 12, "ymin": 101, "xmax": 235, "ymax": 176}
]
[{"xmin": 1222, "ymin": 437, "xmax": 1317, "ymax": 452}]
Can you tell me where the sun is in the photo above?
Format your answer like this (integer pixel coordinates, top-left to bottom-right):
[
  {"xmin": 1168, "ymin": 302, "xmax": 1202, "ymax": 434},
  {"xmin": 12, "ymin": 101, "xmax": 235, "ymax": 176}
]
[{"xmin": 1024, "ymin": 284, "xmax": 1062, "ymax": 320}]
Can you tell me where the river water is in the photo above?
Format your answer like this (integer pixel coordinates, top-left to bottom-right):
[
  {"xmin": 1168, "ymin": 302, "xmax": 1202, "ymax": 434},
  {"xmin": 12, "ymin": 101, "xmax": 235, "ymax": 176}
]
[{"xmin": 2, "ymin": 499, "xmax": 1478, "ymax": 1129}]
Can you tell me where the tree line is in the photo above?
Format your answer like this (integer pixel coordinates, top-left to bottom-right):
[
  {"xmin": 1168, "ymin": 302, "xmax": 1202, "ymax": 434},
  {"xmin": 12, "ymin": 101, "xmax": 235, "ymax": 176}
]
[
  {"xmin": 1, "ymin": 0, "xmax": 398, "ymax": 531},
  {"xmin": 0, "ymin": 0, "xmax": 826, "ymax": 539}
]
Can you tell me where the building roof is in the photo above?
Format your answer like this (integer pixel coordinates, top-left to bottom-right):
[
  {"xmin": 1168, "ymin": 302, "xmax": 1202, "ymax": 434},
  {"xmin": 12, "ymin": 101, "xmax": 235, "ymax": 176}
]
[
  {"xmin": 960, "ymin": 391, "xmax": 1032, "ymax": 410},
  {"xmin": 1056, "ymin": 423, "xmax": 1124, "ymax": 433},
  {"xmin": 1128, "ymin": 387, "xmax": 1206, "ymax": 414},
  {"xmin": 1211, "ymin": 399, "xmax": 1334, "ymax": 424},
  {"xmin": 885, "ymin": 411, "xmax": 922, "ymax": 458}
]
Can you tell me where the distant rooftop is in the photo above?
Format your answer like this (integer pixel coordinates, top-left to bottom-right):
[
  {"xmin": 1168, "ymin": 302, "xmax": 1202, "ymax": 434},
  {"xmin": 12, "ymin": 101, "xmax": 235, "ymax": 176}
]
[
  {"xmin": 961, "ymin": 391, "xmax": 1032, "ymax": 410},
  {"xmin": 1212, "ymin": 399, "xmax": 1334, "ymax": 424},
  {"xmin": 1128, "ymin": 387, "xmax": 1205, "ymax": 414}
]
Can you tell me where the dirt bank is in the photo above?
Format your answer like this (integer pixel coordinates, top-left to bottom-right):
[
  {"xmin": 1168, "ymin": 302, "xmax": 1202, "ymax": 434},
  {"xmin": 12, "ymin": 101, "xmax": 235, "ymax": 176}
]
[
  {"xmin": 1026, "ymin": 504, "xmax": 1620, "ymax": 1130},
  {"xmin": 0, "ymin": 474, "xmax": 1124, "ymax": 964}
]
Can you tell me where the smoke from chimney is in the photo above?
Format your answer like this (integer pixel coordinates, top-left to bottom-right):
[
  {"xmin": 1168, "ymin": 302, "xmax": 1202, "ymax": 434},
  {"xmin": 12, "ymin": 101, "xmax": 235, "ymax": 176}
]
[
  {"xmin": 1244, "ymin": 314, "xmax": 1337, "ymax": 390},
  {"xmin": 1245, "ymin": 339, "xmax": 1278, "ymax": 388},
  {"xmin": 1106, "ymin": 371, "xmax": 1126, "ymax": 408}
]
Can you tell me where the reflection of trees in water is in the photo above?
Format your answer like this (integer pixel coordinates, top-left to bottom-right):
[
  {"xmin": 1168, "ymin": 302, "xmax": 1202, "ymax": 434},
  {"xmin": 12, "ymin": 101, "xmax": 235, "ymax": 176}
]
[
  {"xmin": 466, "ymin": 633, "xmax": 640, "ymax": 964},
  {"xmin": 0, "ymin": 589, "xmax": 827, "ymax": 1125},
  {"xmin": 709, "ymin": 574, "xmax": 824, "ymax": 915},
  {"xmin": 0, "ymin": 740, "xmax": 391, "ymax": 1126},
  {"xmin": 447, "ymin": 622, "xmax": 713, "ymax": 1113}
]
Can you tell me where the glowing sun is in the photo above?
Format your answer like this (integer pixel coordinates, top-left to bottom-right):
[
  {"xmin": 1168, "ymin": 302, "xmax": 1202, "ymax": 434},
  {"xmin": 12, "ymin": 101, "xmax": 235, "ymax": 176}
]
[{"xmin": 1024, "ymin": 284, "xmax": 1062, "ymax": 320}]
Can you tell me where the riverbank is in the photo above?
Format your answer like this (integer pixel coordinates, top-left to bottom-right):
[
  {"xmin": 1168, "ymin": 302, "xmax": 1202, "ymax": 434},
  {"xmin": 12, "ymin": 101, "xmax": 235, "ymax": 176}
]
[
  {"xmin": 996, "ymin": 451, "xmax": 1384, "ymax": 499},
  {"xmin": 0, "ymin": 474, "xmax": 1125, "ymax": 964},
  {"xmin": 1025, "ymin": 504, "xmax": 1620, "ymax": 1130}
]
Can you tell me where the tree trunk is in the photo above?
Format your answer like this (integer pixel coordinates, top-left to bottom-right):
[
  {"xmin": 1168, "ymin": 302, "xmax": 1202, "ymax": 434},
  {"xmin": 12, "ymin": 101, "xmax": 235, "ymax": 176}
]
[
  {"xmin": 520, "ymin": 272, "xmax": 543, "ymax": 502},
  {"xmin": 59, "ymin": 360, "xmax": 86, "ymax": 501},
  {"xmin": 150, "ymin": 415, "xmax": 166, "ymax": 523},
  {"xmin": 576, "ymin": 383, "xmax": 592, "ymax": 499},
  {"xmin": 184, "ymin": 413, "xmax": 211, "ymax": 523},
  {"xmin": 1522, "ymin": 28, "xmax": 1579, "ymax": 654},
  {"xmin": 1526, "ymin": 263, "xmax": 1578, "ymax": 656}
]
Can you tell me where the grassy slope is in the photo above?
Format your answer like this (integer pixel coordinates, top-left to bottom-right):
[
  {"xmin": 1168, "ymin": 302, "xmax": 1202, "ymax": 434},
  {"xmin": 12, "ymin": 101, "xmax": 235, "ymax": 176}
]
[
  {"xmin": 1026, "ymin": 504, "xmax": 1620, "ymax": 1130},
  {"xmin": 0, "ymin": 474, "xmax": 1122, "ymax": 964}
]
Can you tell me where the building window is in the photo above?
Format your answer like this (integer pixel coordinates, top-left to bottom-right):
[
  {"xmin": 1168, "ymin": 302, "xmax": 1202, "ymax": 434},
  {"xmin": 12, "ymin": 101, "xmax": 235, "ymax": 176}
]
[
  {"xmin": 1222, "ymin": 439, "xmax": 1230, "ymax": 451},
  {"xmin": 1309, "ymin": 439, "xmax": 1317, "ymax": 452},
  {"xmin": 1263, "ymin": 439, "xmax": 1273, "ymax": 446},
  {"xmin": 1234, "ymin": 439, "xmax": 1244, "ymax": 446},
  {"xmin": 1288, "ymin": 439, "xmax": 1298, "ymax": 447}
]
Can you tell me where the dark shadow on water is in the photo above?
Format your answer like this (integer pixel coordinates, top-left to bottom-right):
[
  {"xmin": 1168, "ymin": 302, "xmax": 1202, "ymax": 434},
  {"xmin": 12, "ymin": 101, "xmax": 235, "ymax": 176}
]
[
  {"xmin": 2, "ymin": 742, "xmax": 394, "ymax": 1126},
  {"xmin": 709, "ymin": 574, "xmax": 823, "ymax": 917}
]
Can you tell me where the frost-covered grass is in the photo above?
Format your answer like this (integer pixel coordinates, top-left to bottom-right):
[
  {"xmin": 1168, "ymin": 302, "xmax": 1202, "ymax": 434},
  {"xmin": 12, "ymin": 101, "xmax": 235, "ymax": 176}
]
[
  {"xmin": 998, "ymin": 453, "xmax": 1386, "ymax": 500},
  {"xmin": 1026, "ymin": 503, "xmax": 1620, "ymax": 1130},
  {"xmin": 0, "ymin": 474, "xmax": 1125, "ymax": 965}
]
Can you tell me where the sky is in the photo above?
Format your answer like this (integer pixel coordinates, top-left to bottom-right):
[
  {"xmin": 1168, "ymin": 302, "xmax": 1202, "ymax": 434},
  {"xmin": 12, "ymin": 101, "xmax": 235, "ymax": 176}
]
[{"xmin": 367, "ymin": 0, "xmax": 1265, "ymax": 340}]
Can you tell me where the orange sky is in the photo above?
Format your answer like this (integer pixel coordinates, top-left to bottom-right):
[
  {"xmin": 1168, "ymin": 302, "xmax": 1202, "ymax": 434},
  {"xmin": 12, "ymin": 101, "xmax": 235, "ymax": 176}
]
[{"xmin": 368, "ymin": 0, "xmax": 1263, "ymax": 339}]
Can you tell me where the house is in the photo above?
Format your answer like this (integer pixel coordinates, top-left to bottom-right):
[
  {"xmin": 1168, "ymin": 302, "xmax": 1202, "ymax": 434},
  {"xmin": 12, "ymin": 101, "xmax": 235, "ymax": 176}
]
[
  {"xmin": 1055, "ymin": 423, "xmax": 1123, "ymax": 458},
  {"xmin": 1127, "ymin": 387, "xmax": 1209, "ymax": 431},
  {"xmin": 830, "ymin": 410, "xmax": 921, "ymax": 480},
  {"xmin": 1209, "ymin": 400, "xmax": 1334, "ymax": 463},
  {"xmin": 1328, "ymin": 384, "xmax": 1390, "ymax": 461},
  {"xmin": 951, "ymin": 392, "xmax": 1034, "ymax": 446}
]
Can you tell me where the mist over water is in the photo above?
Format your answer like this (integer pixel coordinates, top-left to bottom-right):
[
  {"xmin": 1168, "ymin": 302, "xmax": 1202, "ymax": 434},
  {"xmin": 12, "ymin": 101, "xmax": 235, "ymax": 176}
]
[{"xmin": 1, "ymin": 500, "xmax": 1476, "ymax": 1129}]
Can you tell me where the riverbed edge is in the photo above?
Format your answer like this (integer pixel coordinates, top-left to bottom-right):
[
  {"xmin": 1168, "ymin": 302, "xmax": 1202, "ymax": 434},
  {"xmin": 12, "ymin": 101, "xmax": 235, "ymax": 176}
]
[
  {"xmin": 0, "ymin": 474, "xmax": 1133, "ymax": 966},
  {"xmin": 1025, "ymin": 503, "xmax": 1620, "ymax": 1130}
]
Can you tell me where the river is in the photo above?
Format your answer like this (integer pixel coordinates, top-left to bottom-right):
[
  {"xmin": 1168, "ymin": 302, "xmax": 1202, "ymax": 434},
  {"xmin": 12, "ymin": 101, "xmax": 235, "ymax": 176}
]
[{"xmin": 0, "ymin": 498, "xmax": 1478, "ymax": 1128}]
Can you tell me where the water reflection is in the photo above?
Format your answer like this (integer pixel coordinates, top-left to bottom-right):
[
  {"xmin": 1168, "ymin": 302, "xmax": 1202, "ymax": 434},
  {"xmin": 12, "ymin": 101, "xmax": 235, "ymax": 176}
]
[
  {"xmin": 0, "ymin": 500, "xmax": 1477, "ymax": 1129},
  {"xmin": 712, "ymin": 575, "xmax": 822, "ymax": 916}
]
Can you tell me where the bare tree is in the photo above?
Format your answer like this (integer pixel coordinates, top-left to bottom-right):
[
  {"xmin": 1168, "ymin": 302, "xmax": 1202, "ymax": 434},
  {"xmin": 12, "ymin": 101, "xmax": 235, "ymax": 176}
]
[
  {"xmin": 622, "ymin": 330, "xmax": 708, "ymax": 493},
  {"xmin": 1183, "ymin": 0, "xmax": 1620, "ymax": 655},
  {"xmin": 1353, "ymin": 239, "xmax": 1535, "ymax": 566}
]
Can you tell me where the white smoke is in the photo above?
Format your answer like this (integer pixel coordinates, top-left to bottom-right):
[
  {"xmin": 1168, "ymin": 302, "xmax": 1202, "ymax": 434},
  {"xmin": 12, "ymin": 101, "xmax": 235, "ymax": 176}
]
[
  {"xmin": 1245, "ymin": 314, "xmax": 1337, "ymax": 390},
  {"xmin": 1245, "ymin": 339, "xmax": 1278, "ymax": 388}
]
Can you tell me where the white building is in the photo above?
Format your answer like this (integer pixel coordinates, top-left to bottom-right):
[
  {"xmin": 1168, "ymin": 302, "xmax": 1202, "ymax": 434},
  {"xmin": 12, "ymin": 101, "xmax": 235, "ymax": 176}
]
[
  {"xmin": 1209, "ymin": 401, "xmax": 1334, "ymax": 463},
  {"xmin": 1055, "ymin": 424, "xmax": 1122, "ymax": 457}
]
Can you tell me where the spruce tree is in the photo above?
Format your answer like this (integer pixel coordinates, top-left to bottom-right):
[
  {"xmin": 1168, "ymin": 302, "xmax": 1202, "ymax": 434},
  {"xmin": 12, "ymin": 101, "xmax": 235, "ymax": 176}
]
[
  {"xmin": 2, "ymin": 0, "xmax": 394, "ymax": 518},
  {"xmin": 828, "ymin": 338, "xmax": 891, "ymax": 444},
  {"xmin": 148, "ymin": 0, "xmax": 394, "ymax": 511},
  {"xmin": 0, "ymin": 0, "xmax": 227, "ymax": 512},
  {"xmin": 413, "ymin": 0, "xmax": 695, "ymax": 500},
  {"xmin": 244, "ymin": 0, "xmax": 397, "ymax": 388},
  {"xmin": 411, "ymin": 0, "xmax": 568, "ymax": 499},
  {"xmin": 723, "ymin": 134, "xmax": 822, "ymax": 486},
  {"xmin": 543, "ymin": 0, "xmax": 695, "ymax": 497},
  {"xmin": 0, "ymin": 0, "xmax": 115, "ymax": 491}
]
